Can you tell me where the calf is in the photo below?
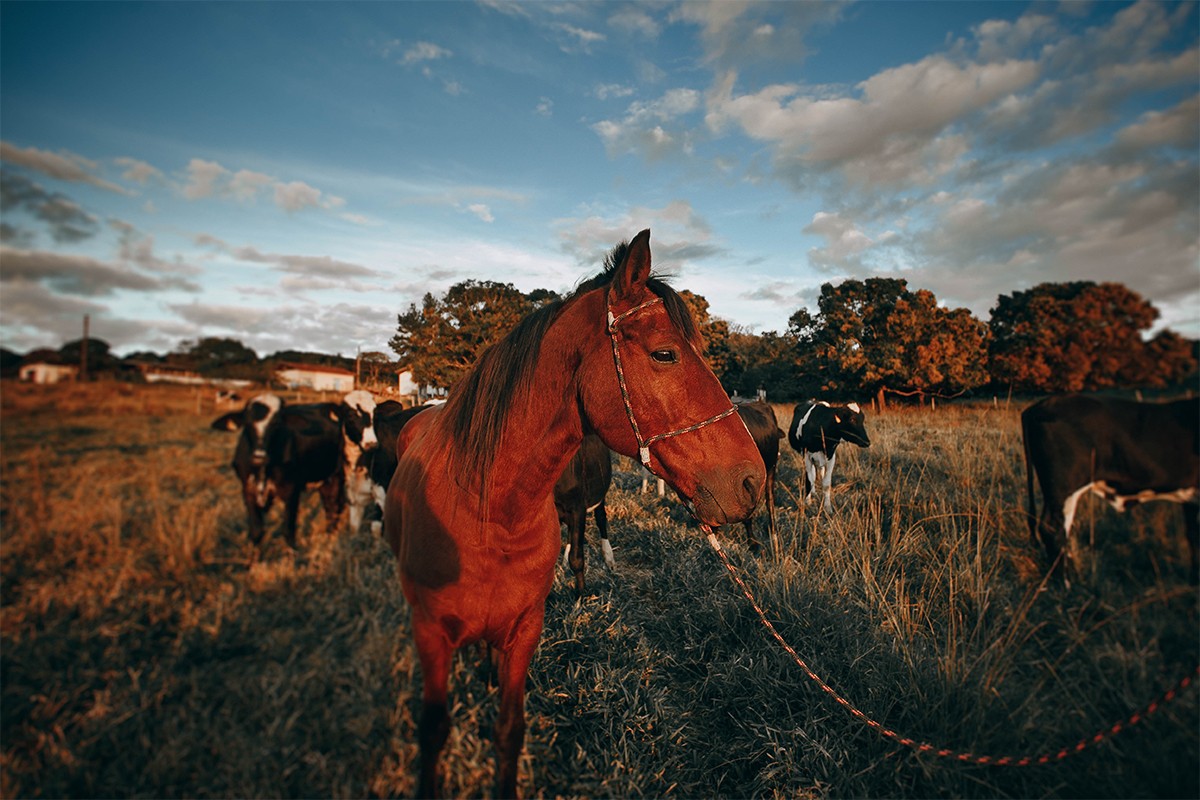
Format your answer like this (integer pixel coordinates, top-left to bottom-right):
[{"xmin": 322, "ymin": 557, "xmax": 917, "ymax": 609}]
[
  {"xmin": 360, "ymin": 401, "xmax": 428, "ymax": 511},
  {"xmin": 212, "ymin": 394, "xmax": 345, "ymax": 548},
  {"xmin": 338, "ymin": 390, "xmax": 380, "ymax": 535},
  {"xmin": 556, "ymin": 434, "xmax": 614, "ymax": 598},
  {"xmin": 737, "ymin": 401, "xmax": 784, "ymax": 551},
  {"xmin": 787, "ymin": 400, "xmax": 870, "ymax": 514},
  {"xmin": 1022, "ymin": 394, "xmax": 1199, "ymax": 583}
]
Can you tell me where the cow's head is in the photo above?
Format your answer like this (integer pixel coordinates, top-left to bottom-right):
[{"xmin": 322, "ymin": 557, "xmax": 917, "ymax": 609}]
[
  {"xmin": 211, "ymin": 393, "xmax": 285, "ymax": 507},
  {"xmin": 339, "ymin": 390, "xmax": 379, "ymax": 452},
  {"xmin": 212, "ymin": 394, "xmax": 284, "ymax": 460},
  {"xmin": 834, "ymin": 402, "xmax": 870, "ymax": 448}
]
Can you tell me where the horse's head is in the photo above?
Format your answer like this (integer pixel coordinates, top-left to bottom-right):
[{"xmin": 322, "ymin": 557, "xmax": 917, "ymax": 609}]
[{"xmin": 580, "ymin": 229, "xmax": 765, "ymax": 527}]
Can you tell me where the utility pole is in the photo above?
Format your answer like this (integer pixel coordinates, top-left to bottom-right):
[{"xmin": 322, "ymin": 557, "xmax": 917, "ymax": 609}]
[
  {"xmin": 80, "ymin": 314, "xmax": 89, "ymax": 382},
  {"xmin": 355, "ymin": 346, "xmax": 361, "ymax": 389}
]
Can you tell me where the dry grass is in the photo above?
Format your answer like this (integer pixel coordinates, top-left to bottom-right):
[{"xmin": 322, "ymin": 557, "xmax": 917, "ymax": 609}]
[{"xmin": 1, "ymin": 382, "xmax": 1196, "ymax": 798}]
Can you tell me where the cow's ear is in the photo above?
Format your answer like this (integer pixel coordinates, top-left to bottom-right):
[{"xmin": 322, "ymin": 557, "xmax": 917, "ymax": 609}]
[
  {"xmin": 610, "ymin": 229, "xmax": 652, "ymax": 304},
  {"xmin": 211, "ymin": 412, "xmax": 243, "ymax": 431}
]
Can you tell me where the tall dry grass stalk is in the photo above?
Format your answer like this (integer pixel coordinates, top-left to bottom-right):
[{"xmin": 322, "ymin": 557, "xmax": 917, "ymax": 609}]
[{"xmin": 2, "ymin": 383, "xmax": 1196, "ymax": 798}]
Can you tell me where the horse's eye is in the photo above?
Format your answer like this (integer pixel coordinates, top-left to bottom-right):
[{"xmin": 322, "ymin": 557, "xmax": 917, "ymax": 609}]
[{"xmin": 650, "ymin": 349, "xmax": 678, "ymax": 364}]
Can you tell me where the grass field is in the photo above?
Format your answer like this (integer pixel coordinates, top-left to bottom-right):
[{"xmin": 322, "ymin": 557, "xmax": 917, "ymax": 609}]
[{"xmin": 2, "ymin": 381, "xmax": 1197, "ymax": 798}]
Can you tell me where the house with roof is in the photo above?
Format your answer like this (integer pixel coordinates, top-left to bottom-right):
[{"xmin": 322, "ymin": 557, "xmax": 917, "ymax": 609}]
[
  {"xmin": 275, "ymin": 362, "xmax": 356, "ymax": 393},
  {"xmin": 18, "ymin": 360, "xmax": 79, "ymax": 384}
]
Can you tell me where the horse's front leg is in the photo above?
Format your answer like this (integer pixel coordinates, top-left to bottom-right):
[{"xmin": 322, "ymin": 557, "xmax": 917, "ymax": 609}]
[
  {"xmin": 495, "ymin": 616, "xmax": 543, "ymax": 798},
  {"xmin": 414, "ymin": 623, "xmax": 453, "ymax": 798}
]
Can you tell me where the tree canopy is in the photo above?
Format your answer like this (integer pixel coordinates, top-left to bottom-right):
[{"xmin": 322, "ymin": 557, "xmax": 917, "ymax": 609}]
[
  {"xmin": 389, "ymin": 280, "xmax": 560, "ymax": 389},
  {"xmin": 988, "ymin": 281, "xmax": 1195, "ymax": 392},
  {"xmin": 787, "ymin": 278, "xmax": 990, "ymax": 406}
]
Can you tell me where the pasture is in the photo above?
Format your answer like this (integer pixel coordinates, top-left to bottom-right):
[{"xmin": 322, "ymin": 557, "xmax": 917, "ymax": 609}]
[{"xmin": 1, "ymin": 382, "xmax": 1196, "ymax": 798}]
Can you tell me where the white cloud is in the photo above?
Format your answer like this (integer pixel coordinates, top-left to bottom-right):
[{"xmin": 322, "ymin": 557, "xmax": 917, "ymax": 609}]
[
  {"xmin": 228, "ymin": 169, "xmax": 275, "ymax": 201},
  {"xmin": 553, "ymin": 200, "xmax": 721, "ymax": 269},
  {"xmin": 595, "ymin": 83, "xmax": 635, "ymax": 100},
  {"xmin": 466, "ymin": 203, "xmax": 494, "ymax": 223},
  {"xmin": 1116, "ymin": 94, "xmax": 1200, "ymax": 151},
  {"xmin": 182, "ymin": 158, "xmax": 229, "ymax": 200},
  {"xmin": 0, "ymin": 141, "xmax": 129, "ymax": 194},
  {"xmin": 115, "ymin": 157, "xmax": 164, "ymax": 185},
  {"xmin": 608, "ymin": 8, "xmax": 660, "ymax": 38},
  {"xmin": 593, "ymin": 88, "xmax": 703, "ymax": 159},
  {"xmin": 273, "ymin": 180, "xmax": 323, "ymax": 212},
  {"xmin": 401, "ymin": 41, "xmax": 452, "ymax": 65}
]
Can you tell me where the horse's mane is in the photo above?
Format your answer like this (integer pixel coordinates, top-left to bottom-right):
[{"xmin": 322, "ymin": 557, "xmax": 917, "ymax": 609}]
[{"xmin": 442, "ymin": 239, "xmax": 701, "ymax": 494}]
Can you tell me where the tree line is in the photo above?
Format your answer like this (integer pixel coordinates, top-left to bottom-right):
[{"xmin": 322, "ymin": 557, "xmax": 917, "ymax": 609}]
[
  {"xmin": 9, "ymin": 275, "xmax": 1191, "ymax": 403},
  {"xmin": 389, "ymin": 276, "xmax": 1197, "ymax": 405}
]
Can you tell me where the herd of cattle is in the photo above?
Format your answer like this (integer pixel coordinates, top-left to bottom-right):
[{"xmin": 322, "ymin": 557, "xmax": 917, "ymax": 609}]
[{"xmin": 211, "ymin": 390, "xmax": 1199, "ymax": 586}]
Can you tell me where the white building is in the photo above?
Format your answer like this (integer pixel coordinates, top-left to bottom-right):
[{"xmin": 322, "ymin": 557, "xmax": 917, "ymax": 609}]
[
  {"xmin": 275, "ymin": 363, "xmax": 356, "ymax": 393},
  {"xmin": 19, "ymin": 361, "xmax": 78, "ymax": 384},
  {"xmin": 397, "ymin": 366, "xmax": 446, "ymax": 406}
]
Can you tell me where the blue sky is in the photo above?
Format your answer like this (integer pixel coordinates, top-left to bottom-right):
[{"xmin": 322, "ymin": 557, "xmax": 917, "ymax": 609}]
[{"xmin": 2, "ymin": 0, "xmax": 1197, "ymax": 358}]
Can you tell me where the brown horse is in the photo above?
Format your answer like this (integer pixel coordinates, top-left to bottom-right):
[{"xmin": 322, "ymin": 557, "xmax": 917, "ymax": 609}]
[{"xmin": 383, "ymin": 229, "xmax": 765, "ymax": 797}]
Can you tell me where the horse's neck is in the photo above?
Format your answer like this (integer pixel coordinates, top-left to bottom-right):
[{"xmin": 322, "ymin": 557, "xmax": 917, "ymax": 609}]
[{"xmin": 481, "ymin": 296, "xmax": 598, "ymax": 524}]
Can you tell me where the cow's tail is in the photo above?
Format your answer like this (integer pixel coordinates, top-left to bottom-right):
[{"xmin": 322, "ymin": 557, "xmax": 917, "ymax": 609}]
[{"xmin": 1020, "ymin": 411, "xmax": 1038, "ymax": 546}]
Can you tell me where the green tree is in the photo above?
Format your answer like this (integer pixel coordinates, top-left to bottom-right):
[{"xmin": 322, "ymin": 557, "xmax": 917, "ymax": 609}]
[
  {"xmin": 789, "ymin": 278, "xmax": 990, "ymax": 406},
  {"xmin": 677, "ymin": 290, "xmax": 731, "ymax": 377},
  {"xmin": 173, "ymin": 337, "xmax": 263, "ymax": 379},
  {"xmin": 988, "ymin": 281, "xmax": 1194, "ymax": 392},
  {"xmin": 389, "ymin": 280, "xmax": 554, "ymax": 389},
  {"xmin": 722, "ymin": 326, "xmax": 804, "ymax": 400},
  {"xmin": 59, "ymin": 338, "xmax": 116, "ymax": 372}
]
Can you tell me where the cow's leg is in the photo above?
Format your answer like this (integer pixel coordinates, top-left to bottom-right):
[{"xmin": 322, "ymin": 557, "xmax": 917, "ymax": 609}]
[
  {"xmin": 765, "ymin": 465, "xmax": 777, "ymax": 548},
  {"xmin": 742, "ymin": 517, "xmax": 761, "ymax": 553},
  {"xmin": 566, "ymin": 507, "xmax": 588, "ymax": 598},
  {"xmin": 241, "ymin": 479, "xmax": 268, "ymax": 545},
  {"xmin": 1184, "ymin": 502, "xmax": 1198, "ymax": 585},
  {"xmin": 595, "ymin": 501, "xmax": 614, "ymax": 570},
  {"xmin": 494, "ymin": 614, "xmax": 543, "ymax": 799},
  {"xmin": 803, "ymin": 454, "xmax": 817, "ymax": 506},
  {"xmin": 319, "ymin": 474, "xmax": 344, "ymax": 536},
  {"xmin": 414, "ymin": 624, "xmax": 453, "ymax": 799},
  {"xmin": 281, "ymin": 487, "xmax": 304, "ymax": 549},
  {"xmin": 1035, "ymin": 496, "xmax": 1070, "ymax": 583},
  {"xmin": 821, "ymin": 453, "xmax": 837, "ymax": 514}
]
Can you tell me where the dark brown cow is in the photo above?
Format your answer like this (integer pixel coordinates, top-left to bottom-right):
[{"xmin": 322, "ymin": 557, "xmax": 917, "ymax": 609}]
[
  {"xmin": 1022, "ymin": 393, "xmax": 1199, "ymax": 583},
  {"xmin": 212, "ymin": 393, "xmax": 345, "ymax": 548},
  {"xmin": 555, "ymin": 433, "xmax": 613, "ymax": 597},
  {"xmin": 736, "ymin": 401, "xmax": 784, "ymax": 551}
]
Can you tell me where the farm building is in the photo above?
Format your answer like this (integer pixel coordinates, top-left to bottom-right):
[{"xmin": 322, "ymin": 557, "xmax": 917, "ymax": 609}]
[
  {"xmin": 275, "ymin": 362, "xmax": 355, "ymax": 393},
  {"xmin": 18, "ymin": 361, "xmax": 78, "ymax": 384},
  {"xmin": 397, "ymin": 366, "xmax": 446, "ymax": 406}
]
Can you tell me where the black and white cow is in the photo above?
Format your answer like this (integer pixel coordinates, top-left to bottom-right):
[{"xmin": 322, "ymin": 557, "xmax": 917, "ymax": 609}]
[
  {"xmin": 736, "ymin": 401, "xmax": 784, "ymax": 551},
  {"xmin": 211, "ymin": 393, "xmax": 345, "ymax": 548},
  {"xmin": 338, "ymin": 390, "xmax": 380, "ymax": 535},
  {"xmin": 557, "ymin": 433, "xmax": 614, "ymax": 598},
  {"xmin": 787, "ymin": 400, "xmax": 871, "ymax": 514},
  {"xmin": 357, "ymin": 401, "xmax": 429, "ymax": 533},
  {"xmin": 1021, "ymin": 393, "xmax": 1199, "ymax": 583}
]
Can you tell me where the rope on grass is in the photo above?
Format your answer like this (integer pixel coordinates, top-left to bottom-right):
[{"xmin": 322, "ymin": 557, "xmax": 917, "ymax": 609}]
[{"xmin": 705, "ymin": 531, "xmax": 1199, "ymax": 766}]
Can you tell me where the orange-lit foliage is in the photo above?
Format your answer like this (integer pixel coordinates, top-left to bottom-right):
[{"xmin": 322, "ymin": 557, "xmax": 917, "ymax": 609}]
[{"xmin": 989, "ymin": 281, "xmax": 1196, "ymax": 392}]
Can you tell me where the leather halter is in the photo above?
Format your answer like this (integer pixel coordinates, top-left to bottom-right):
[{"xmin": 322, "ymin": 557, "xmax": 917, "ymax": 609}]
[{"xmin": 606, "ymin": 292, "xmax": 739, "ymax": 469}]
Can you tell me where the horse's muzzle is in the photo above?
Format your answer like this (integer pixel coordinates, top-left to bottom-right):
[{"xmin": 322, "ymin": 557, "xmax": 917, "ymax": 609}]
[{"xmin": 690, "ymin": 460, "xmax": 765, "ymax": 527}]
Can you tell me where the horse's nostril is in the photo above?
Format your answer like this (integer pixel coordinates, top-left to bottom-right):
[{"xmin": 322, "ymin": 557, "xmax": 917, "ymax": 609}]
[{"xmin": 743, "ymin": 474, "xmax": 757, "ymax": 496}]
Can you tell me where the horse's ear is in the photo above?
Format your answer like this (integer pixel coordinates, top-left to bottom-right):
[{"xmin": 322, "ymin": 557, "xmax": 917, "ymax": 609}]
[{"xmin": 612, "ymin": 228, "xmax": 652, "ymax": 302}]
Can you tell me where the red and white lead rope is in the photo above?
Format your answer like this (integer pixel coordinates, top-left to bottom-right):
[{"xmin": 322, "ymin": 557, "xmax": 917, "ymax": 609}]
[{"xmin": 704, "ymin": 529, "xmax": 1199, "ymax": 767}]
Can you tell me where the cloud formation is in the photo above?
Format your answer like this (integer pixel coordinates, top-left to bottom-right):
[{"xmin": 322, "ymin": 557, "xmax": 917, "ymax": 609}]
[{"xmin": 0, "ymin": 141, "xmax": 128, "ymax": 194}]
